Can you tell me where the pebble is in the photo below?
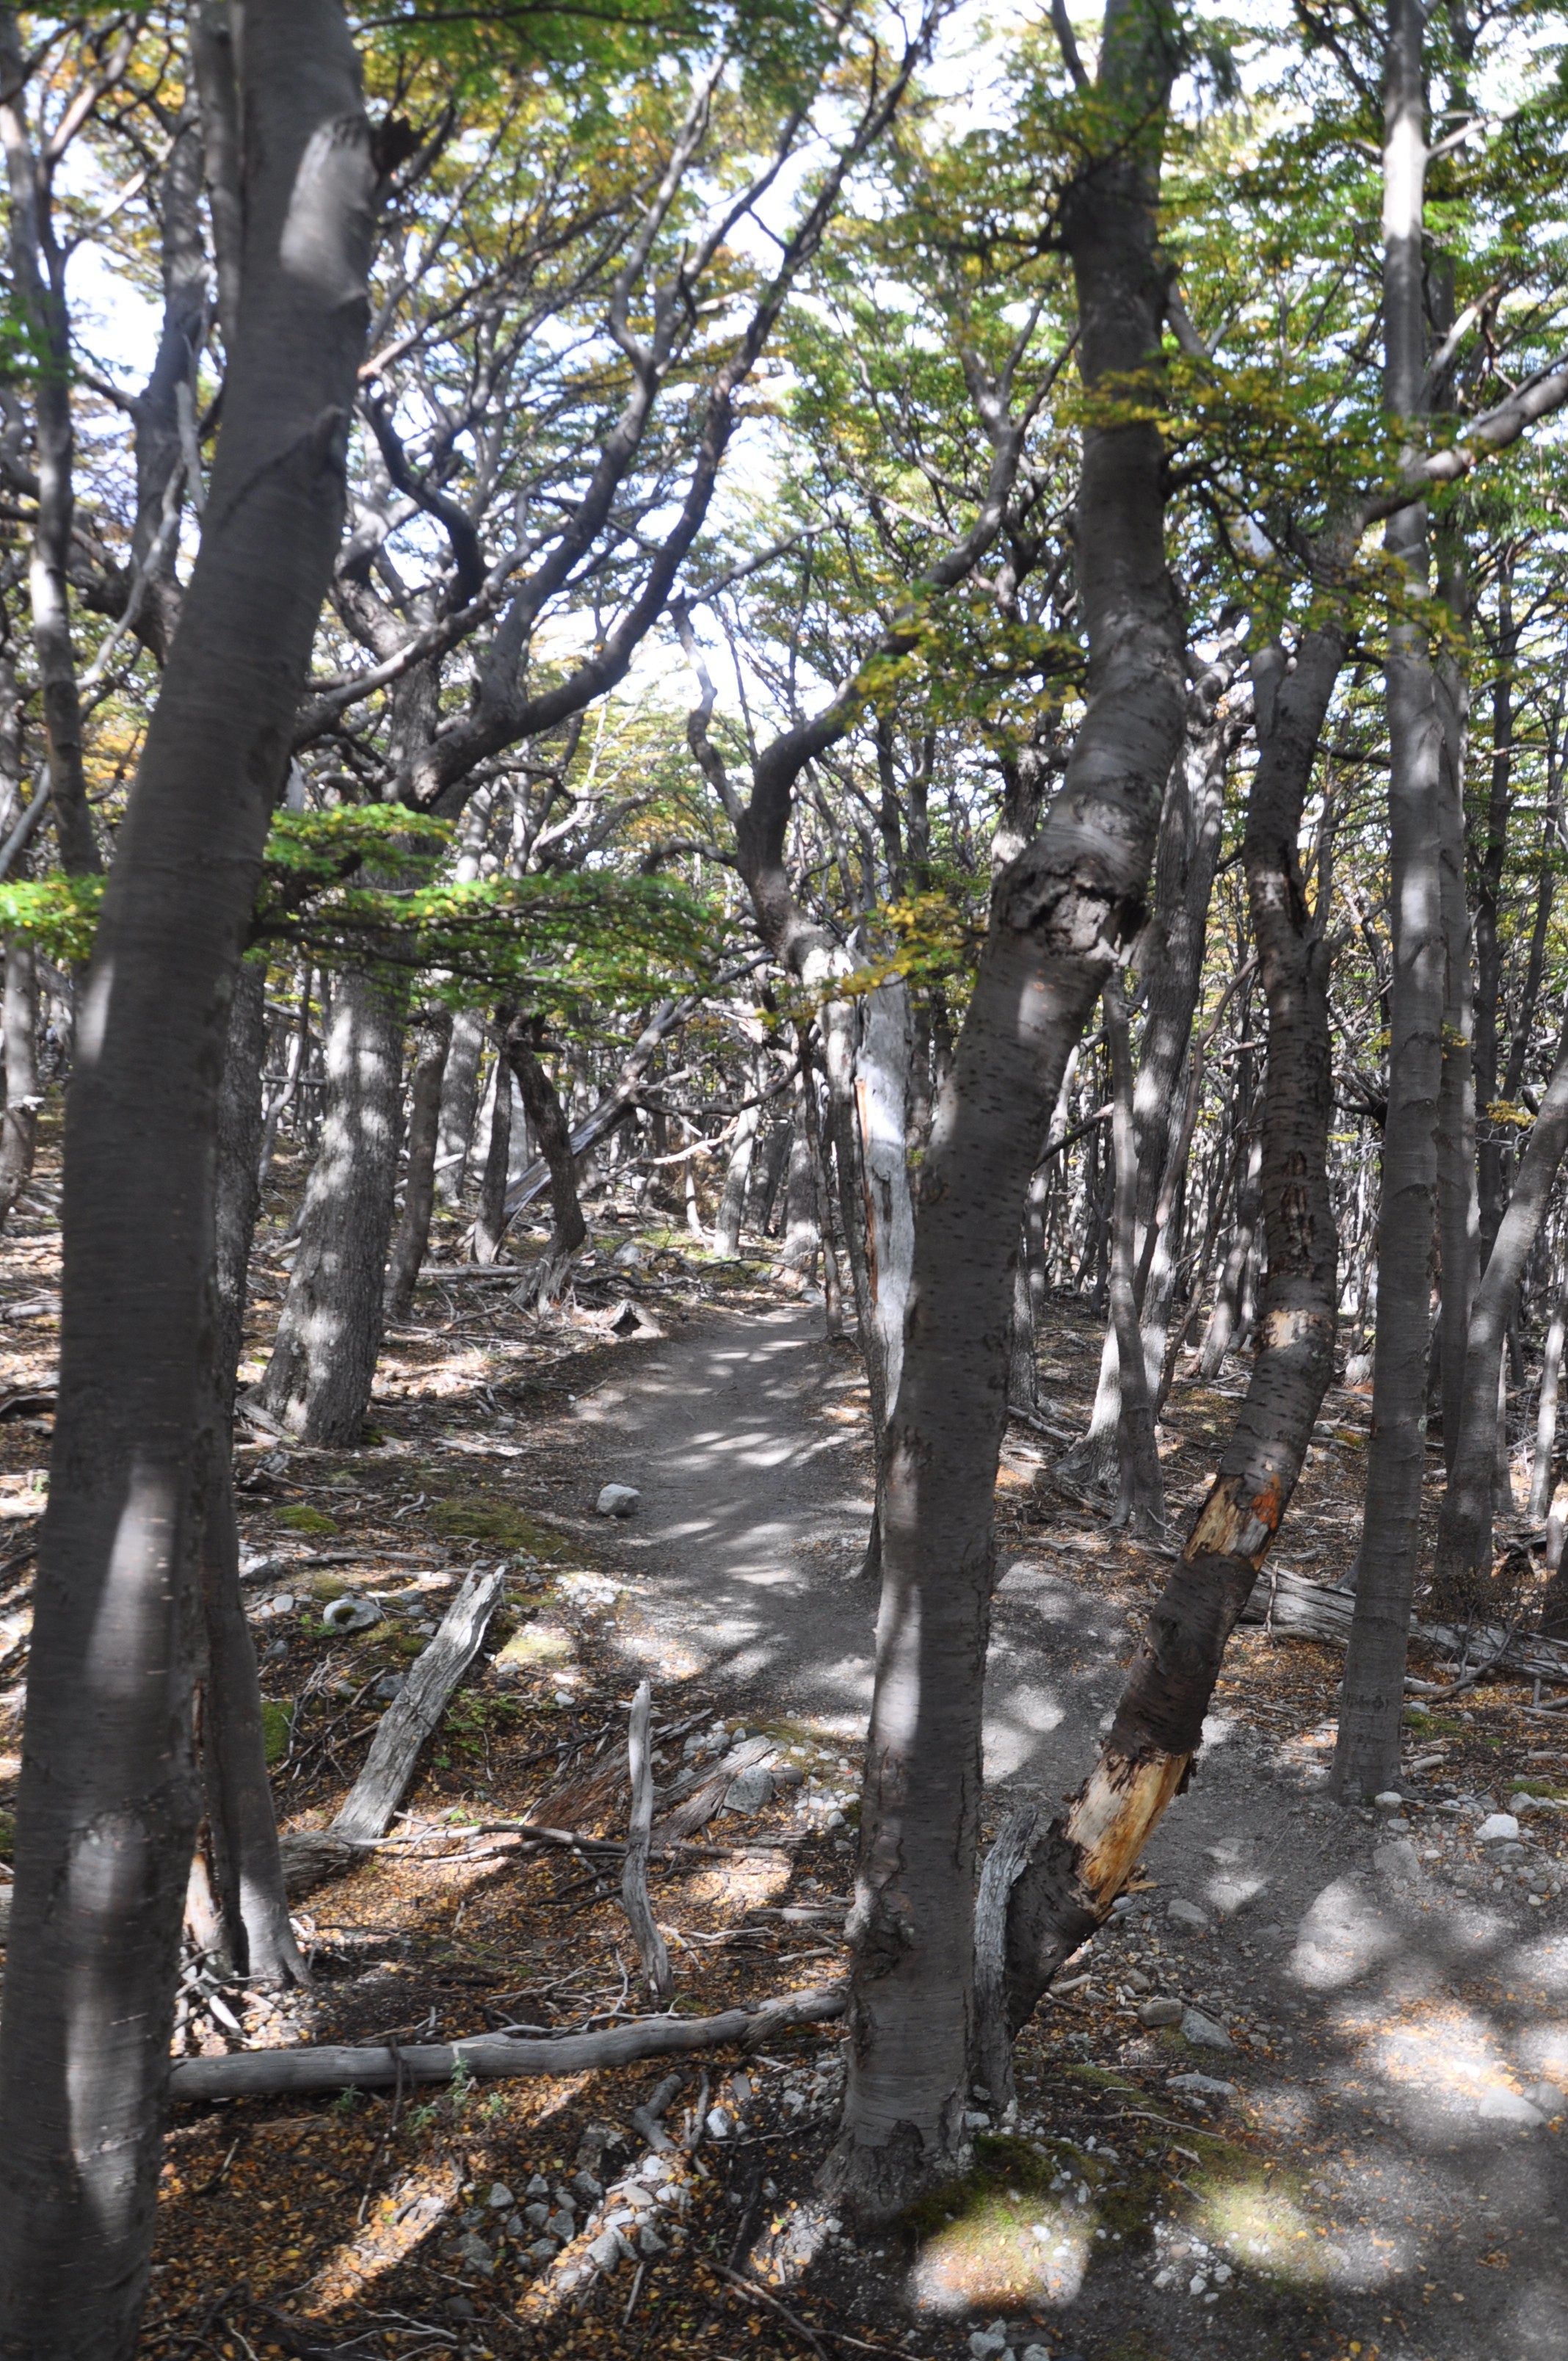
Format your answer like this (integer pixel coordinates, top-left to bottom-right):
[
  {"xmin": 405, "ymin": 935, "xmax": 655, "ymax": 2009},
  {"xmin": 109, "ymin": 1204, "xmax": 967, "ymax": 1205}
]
[
  {"xmin": 1180, "ymin": 2008, "xmax": 1235, "ymax": 2052},
  {"xmin": 1478, "ymin": 1813, "xmax": 1520, "ymax": 1844},
  {"xmin": 595, "ymin": 1483, "xmax": 640, "ymax": 1517},
  {"xmin": 1167, "ymin": 1898, "xmax": 1209, "ymax": 1929},
  {"xmin": 1137, "ymin": 1998, "xmax": 1184, "ymax": 2028},
  {"xmin": 321, "ymin": 1595, "xmax": 380, "ymax": 1632},
  {"xmin": 588, "ymin": 2227, "xmax": 633, "ymax": 2267},
  {"xmin": 1373, "ymin": 1791, "xmax": 1404, "ymax": 1812},
  {"xmin": 1169, "ymin": 2072, "xmax": 1236, "ymax": 2099},
  {"xmin": 968, "ymin": 2332, "xmax": 1008, "ymax": 2360},
  {"xmin": 1373, "ymin": 1838, "xmax": 1422, "ymax": 1883},
  {"xmin": 486, "ymin": 2183, "xmax": 513, "ymax": 2209}
]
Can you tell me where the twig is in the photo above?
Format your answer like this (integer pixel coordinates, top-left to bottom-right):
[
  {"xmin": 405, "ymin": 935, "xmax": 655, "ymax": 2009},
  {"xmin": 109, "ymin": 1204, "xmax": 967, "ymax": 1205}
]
[
  {"xmin": 715, "ymin": 2266, "xmax": 832, "ymax": 2361},
  {"xmin": 622, "ymin": 1680, "xmax": 673, "ymax": 2000}
]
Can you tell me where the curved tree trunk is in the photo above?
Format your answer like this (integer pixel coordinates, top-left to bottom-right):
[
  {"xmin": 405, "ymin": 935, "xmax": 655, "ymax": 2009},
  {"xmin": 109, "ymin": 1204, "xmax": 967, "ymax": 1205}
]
[
  {"xmin": 0, "ymin": 10, "xmax": 374, "ymax": 2346},
  {"xmin": 1431, "ymin": 1013, "xmax": 1568, "ymax": 1614},
  {"xmin": 1003, "ymin": 622, "xmax": 1345, "ymax": 2027},
  {"xmin": 385, "ymin": 1011, "xmax": 451, "ymax": 1319},
  {"xmin": 259, "ymin": 967, "xmax": 405, "ymax": 1445},
  {"xmin": 824, "ymin": 0, "xmax": 1186, "ymax": 2220}
]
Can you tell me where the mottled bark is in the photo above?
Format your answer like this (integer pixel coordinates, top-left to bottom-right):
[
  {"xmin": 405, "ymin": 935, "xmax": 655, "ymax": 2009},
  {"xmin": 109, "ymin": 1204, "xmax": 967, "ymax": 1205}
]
[
  {"xmin": 0, "ymin": 933, "xmax": 38, "ymax": 1228},
  {"xmin": 826, "ymin": 0, "xmax": 1185, "ymax": 2219},
  {"xmin": 385, "ymin": 1012, "xmax": 451, "ymax": 1317},
  {"xmin": 505, "ymin": 1018, "xmax": 586, "ymax": 1302},
  {"xmin": 1334, "ymin": 0, "xmax": 1444, "ymax": 1801},
  {"xmin": 1530, "ymin": 1269, "xmax": 1567, "ymax": 1524},
  {"xmin": 1001, "ymin": 622, "xmax": 1343, "ymax": 2023},
  {"xmin": 1104, "ymin": 972, "xmax": 1166, "ymax": 1534},
  {"xmin": 0, "ymin": 10, "xmax": 374, "ymax": 2347},
  {"xmin": 714, "ymin": 1092, "xmax": 761, "ymax": 1257},
  {"xmin": 436, "ymin": 1006, "xmax": 485, "ymax": 1203},
  {"xmin": 473, "ymin": 1047, "xmax": 512, "ymax": 1264},
  {"xmin": 259, "ymin": 968, "xmax": 406, "ymax": 1446},
  {"xmin": 1431, "ymin": 1014, "xmax": 1568, "ymax": 1614}
]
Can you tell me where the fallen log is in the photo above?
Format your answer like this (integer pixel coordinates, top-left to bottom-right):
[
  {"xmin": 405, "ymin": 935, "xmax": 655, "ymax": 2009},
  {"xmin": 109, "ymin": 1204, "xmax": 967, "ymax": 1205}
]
[
  {"xmin": 1239, "ymin": 1566, "xmax": 1568, "ymax": 1687},
  {"xmin": 167, "ymin": 1980, "xmax": 846, "ymax": 2103},
  {"xmin": 277, "ymin": 1564, "xmax": 507, "ymax": 1893}
]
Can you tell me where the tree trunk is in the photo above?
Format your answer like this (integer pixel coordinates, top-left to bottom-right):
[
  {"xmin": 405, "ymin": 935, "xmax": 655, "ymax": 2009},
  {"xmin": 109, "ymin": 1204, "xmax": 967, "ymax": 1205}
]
[
  {"xmin": 0, "ymin": 933, "xmax": 39, "ymax": 1228},
  {"xmin": 714, "ymin": 1089, "xmax": 761, "ymax": 1257},
  {"xmin": 385, "ymin": 1012, "xmax": 451, "ymax": 1318},
  {"xmin": 0, "ymin": 9, "xmax": 374, "ymax": 2348},
  {"xmin": 1003, "ymin": 621, "xmax": 1344, "ymax": 2025},
  {"xmin": 436, "ymin": 1006, "xmax": 484, "ymax": 1203},
  {"xmin": 1473, "ymin": 556, "xmax": 1516, "ymax": 1264},
  {"xmin": 473, "ymin": 1041, "xmax": 512, "ymax": 1264},
  {"xmin": 1430, "ymin": 1014, "xmax": 1568, "ymax": 1613},
  {"xmin": 1333, "ymin": 0, "xmax": 1444, "ymax": 1801},
  {"xmin": 1104, "ymin": 973, "xmax": 1166, "ymax": 1534},
  {"xmin": 260, "ymin": 969, "xmax": 404, "ymax": 1445},
  {"xmin": 505, "ymin": 1017, "xmax": 586, "ymax": 1300},
  {"xmin": 1434, "ymin": 528, "xmax": 1477, "ymax": 1473},
  {"xmin": 825, "ymin": 0, "xmax": 1184, "ymax": 2220},
  {"xmin": 1199, "ymin": 1122, "xmax": 1262, "ymax": 1375},
  {"xmin": 780, "ymin": 1079, "xmax": 820, "ymax": 1271},
  {"xmin": 1530, "ymin": 1263, "xmax": 1567, "ymax": 1523}
]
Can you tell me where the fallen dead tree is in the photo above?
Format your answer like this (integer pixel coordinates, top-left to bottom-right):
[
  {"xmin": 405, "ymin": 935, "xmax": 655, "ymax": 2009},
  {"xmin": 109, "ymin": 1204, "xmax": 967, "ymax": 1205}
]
[
  {"xmin": 277, "ymin": 1564, "xmax": 505, "ymax": 1894},
  {"xmin": 1240, "ymin": 1565, "xmax": 1568, "ymax": 1688},
  {"xmin": 166, "ymin": 1980, "xmax": 846, "ymax": 2103}
]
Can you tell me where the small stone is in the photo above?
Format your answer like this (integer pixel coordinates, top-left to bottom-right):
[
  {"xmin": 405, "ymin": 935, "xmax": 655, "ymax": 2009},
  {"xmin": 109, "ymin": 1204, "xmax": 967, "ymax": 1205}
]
[
  {"xmin": 1021, "ymin": 2349, "xmax": 1053, "ymax": 2361},
  {"xmin": 1180, "ymin": 2007, "xmax": 1235, "ymax": 2052},
  {"xmin": 1509, "ymin": 1791, "xmax": 1538, "ymax": 1814},
  {"xmin": 443, "ymin": 2296, "xmax": 477, "ymax": 2321},
  {"xmin": 487, "ymin": 2182, "xmax": 514, "ymax": 2209},
  {"xmin": 1478, "ymin": 1813, "xmax": 1520, "ymax": 1844},
  {"xmin": 1169, "ymin": 2072, "xmax": 1236, "ymax": 2098},
  {"xmin": 967, "ymin": 2335, "xmax": 1007, "ymax": 2360},
  {"xmin": 452, "ymin": 2233, "xmax": 493, "ymax": 2274},
  {"xmin": 1525, "ymin": 2081, "xmax": 1565, "ymax": 2116},
  {"xmin": 321, "ymin": 1595, "xmax": 380, "ymax": 1632},
  {"xmin": 526, "ymin": 2174, "xmax": 551, "ymax": 2198},
  {"xmin": 572, "ymin": 2170, "xmax": 603, "ymax": 2202},
  {"xmin": 1138, "ymin": 1998, "xmax": 1184, "ymax": 2028},
  {"xmin": 588, "ymin": 2227, "xmax": 631, "ymax": 2268},
  {"xmin": 1478, "ymin": 2087, "xmax": 1547, "ymax": 2127},
  {"xmin": 1373, "ymin": 1838, "xmax": 1422, "ymax": 1883},
  {"xmin": 526, "ymin": 2238, "xmax": 559, "ymax": 2265},
  {"xmin": 1189, "ymin": 2272, "xmax": 1208, "ymax": 2295},
  {"xmin": 523, "ymin": 2203, "xmax": 550, "ymax": 2230},
  {"xmin": 705, "ymin": 2107, "xmax": 731, "ymax": 2140},
  {"xmin": 373, "ymin": 1674, "xmax": 405, "ymax": 1702},
  {"xmin": 545, "ymin": 2209, "xmax": 575, "ymax": 2241},
  {"xmin": 596, "ymin": 1483, "xmax": 640, "ymax": 1517},
  {"xmin": 637, "ymin": 2224, "xmax": 668, "ymax": 2255},
  {"xmin": 1125, "ymin": 1968, "xmax": 1151, "ymax": 1993},
  {"xmin": 725, "ymin": 1766, "xmax": 775, "ymax": 1815},
  {"xmin": 1167, "ymin": 1899, "xmax": 1209, "ymax": 1929},
  {"xmin": 1373, "ymin": 1791, "xmax": 1404, "ymax": 1813}
]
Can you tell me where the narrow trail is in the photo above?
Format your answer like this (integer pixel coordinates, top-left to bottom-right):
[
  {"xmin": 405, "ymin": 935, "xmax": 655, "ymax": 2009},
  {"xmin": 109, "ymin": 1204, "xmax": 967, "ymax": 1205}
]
[{"xmin": 551, "ymin": 1299, "xmax": 1568, "ymax": 2355}]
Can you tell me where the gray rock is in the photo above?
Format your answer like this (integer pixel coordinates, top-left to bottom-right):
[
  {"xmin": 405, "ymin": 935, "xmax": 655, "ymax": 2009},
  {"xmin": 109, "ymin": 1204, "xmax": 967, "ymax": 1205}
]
[
  {"xmin": 968, "ymin": 2336, "xmax": 1008, "ymax": 2360},
  {"xmin": 637, "ymin": 2224, "xmax": 668, "ymax": 2255},
  {"xmin": 523, "ymin": 2203, "xmax": 550, "ymax": 2230},
  {"xmin": 1138, "ymin": 1998, "xmax": 1184, "ymax": 2028},
  {"xmin": 596, "ymin": 1483, "xmax": 641, "ymax": 1517},
  {"xmin": 1168, "ymin": 1898, "xmax": 1209, "ymax": 1930},
  {"xmin": 1180, "ymin": 2008, "xmax": 1235, "ymax": 2052},
  {"xmin": 724, "ymin": 1766, "xmax": 775, "ymax": 1815},
  {"xmin": 1525, "ymin": 2082, "xmax": 1566, "ymax": 2117},
  {"xmin": 373, "ymin": 1674, "xmax": 405, "ymax": 1702},
  {"xmin": 1478, "ymin": 2086, "xmax": 1547, "ymax": 2127},
  {"xmin": 588, "ymin": 2227, "xmax": 632, "ymax": 2268},
  {"xmin": 572, "ymin": 2170, "xmax": 603, "ymax": 2202},
  {"xmin": 1373, "ymin": 1838, "xmax": 1422, "ymax": 1883},
  {"xmin": 526, "ymin": 2174, "xmax": 551, "ymax": 2198},
  {"xmin": 545, "ymin": 2209, "xmax": 576, "ymax": 2241},
  {"xmin": 1478, "ymin": 1813, "xmax": 1520, "ymax": 1844},
  {"xmin": 611, "ymin": 1242, "xmax": 645, "ymax": 1269},
  {"xmin": 1373, "ymin": 1791, "xmax": 1404, "ymax": 1813},
  {"xmin": 451, "ymin": 2233, "xmax": 494, "ymax": 2274},
  {"xmin": 526, "ymin": 2238, "xmax": 559, "ymax": 2266},
  {"xmin": 705, "ymin": 2107, "xmax": 732, "ymax": 2140},
  {"xmin": 487, "ymin": 2182, "xmax": 514, "ymax": 2209},
  {"xmin": 1169, "ymin": 2072, "xmax": 1236, "ymax": 2098},
  {"xmin": 321, "ymin": 1595, "xmax": 380, "ymax": 1633}
]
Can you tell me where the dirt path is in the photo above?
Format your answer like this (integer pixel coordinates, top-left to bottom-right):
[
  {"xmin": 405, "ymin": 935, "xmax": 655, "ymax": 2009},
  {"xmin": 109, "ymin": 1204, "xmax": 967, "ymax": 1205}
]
[{"xmin": 552, "ymin": 1299, "xmax": 1568, "ymax": 2358}]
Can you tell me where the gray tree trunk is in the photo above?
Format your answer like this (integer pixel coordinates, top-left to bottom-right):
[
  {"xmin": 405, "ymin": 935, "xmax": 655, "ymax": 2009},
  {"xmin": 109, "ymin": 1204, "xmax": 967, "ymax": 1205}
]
[
  {"xmin": 436, "ymin": 1006, "xmax": 485, "ymax": 1203},
  {"xmin": 0, "ymin": 933, "xmax": 39, "ymax": 1229},
  {"xmin": 1105, "ymin": 972, "xmax": 1165, "ymax": 1534},
  {"xmin": 1334, "ymin": 0, "xmax": 1445, "ymax": 1801},
  {"xmin": 714, "ymin": 1086, "xmax": 761, "ymax": 1257},
  {"xmin": 385, "ymin": 1011, "xmax": 451, "ymax": 1318},
  {"xmin": 259, "ymin": 968, "xmax": 405, "ymax": 1445},
  {"xmin": 0, "ymin": 9, "xmax": 374, "ymax": 2346},
  {"xmin": 780, "ymin": 1076, "xmax": 820, "ymax": 1271},
  {"xmin": 1431, "ymin": 1013, "xmax": 1568, "ymax": 1612},
  {"xmin": 1530, "ymin": 1265, "xmax": 1567, "ymax": 1523},
  {"xmin": 824, "ymin": 0, "xmax": 1185, "ymax": 2221},
  {"xmin": 473, "ymin": 1042, "xmax": 511, "ymax": 1263}
]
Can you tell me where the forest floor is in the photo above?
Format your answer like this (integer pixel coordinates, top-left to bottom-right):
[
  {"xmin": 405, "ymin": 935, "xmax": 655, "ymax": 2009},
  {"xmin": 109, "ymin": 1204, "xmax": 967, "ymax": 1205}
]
[{"xmin": 1, "ymin": 1112, "xmax": 1567, "ymax": 2361}]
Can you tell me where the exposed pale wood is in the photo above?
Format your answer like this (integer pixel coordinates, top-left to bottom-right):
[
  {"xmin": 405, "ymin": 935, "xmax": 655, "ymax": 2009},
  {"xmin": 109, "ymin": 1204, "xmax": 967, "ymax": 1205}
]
[
  {"xmin": 621, "ymin": 1680, "xmax": 673, "ymax": 2000},
  {"xmin": 166, "ymin": 1982, "xmax": 846, "ymax": 2102},
  {"xmin": 328, "ymin": 1565, "xmax": 505, "ymax": 1846}
]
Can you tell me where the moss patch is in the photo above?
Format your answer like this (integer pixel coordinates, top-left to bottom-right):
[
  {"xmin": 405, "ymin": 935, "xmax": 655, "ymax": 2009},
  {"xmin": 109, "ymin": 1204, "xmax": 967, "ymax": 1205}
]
[
  {"xmin": 260, "ymin": 1702, "xmax": 293, "ymax": 1767},
  {"xmin": 277, "ymin": 1504, "xmax": 340, "ymax": 1536},
  {"xmin": 430, "ymin": 1495, "xmax": 566, "ymax": 1556},
  {"xmin": 495, "ymin": 1623, "xmax": 575, "ymax": 1670}
]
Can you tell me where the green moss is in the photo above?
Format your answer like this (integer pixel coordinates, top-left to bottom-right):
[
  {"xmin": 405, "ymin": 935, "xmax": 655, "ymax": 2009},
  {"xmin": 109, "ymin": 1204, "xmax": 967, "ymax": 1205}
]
[
  {"xmin": 260, "ymin": 1702, "xmax": 293, "ymax": 1767},
  {"xmin": 429, "ymin": 1495, "xmax": 566, "ymax": 1556},
  {"xmin": 1505, "ymin": 1777, "xmax": 1568, "ymax": 1799},
  {"xmin": 277, "ymin": 1503, "xmax": 339, "ymax": 1535},
  {"xmin": 496, "ymin": 1623, "xmax": 574, "ymax": 1669}
]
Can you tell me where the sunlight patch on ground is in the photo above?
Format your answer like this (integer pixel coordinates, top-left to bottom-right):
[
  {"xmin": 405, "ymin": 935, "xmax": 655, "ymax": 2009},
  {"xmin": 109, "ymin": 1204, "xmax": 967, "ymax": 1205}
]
[
  {"xmin": 298, "ymin": 2161, "xmax": 460, "ymax": 2313},
  {"xmin": 908, "ymin": 2191, "xmax": 1096, "ymax": 2313},
  {"xmin": 1195, "ymin": 2166, "xmax": 1327, "ymax": 2285}
]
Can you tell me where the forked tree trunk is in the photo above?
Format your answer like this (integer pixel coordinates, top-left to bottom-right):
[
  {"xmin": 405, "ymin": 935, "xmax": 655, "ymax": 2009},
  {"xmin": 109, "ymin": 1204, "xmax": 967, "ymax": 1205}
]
[
  {"xmin": 1430, "ymin": 1013, "xmax": 1568, "ymax": 1614},
  {"xmin": 1333, "ymin": 0, "xmax": 1445, "ymax": 1801},
  {"xmin": 0, "ymin": 12, "xmax": 374, "ymax": 2349},
  {"xmin": 259, "ymin": 967, "xmax": 405, "ymax": 1445},
  {"xmin": 1003, "ymin": 622, "xmax": 1345, "ymax": 2026},
  {"xmin": 0, "ymin": 932, "xmax": 39, "ymax": 1227},
  {"xmin": 825, "ymin": 0, "xmax": 1186, "ymax": 2221},
  {"xmin": 385, "ymin": 1010, "xmax": 451, "ymax": 1318}
]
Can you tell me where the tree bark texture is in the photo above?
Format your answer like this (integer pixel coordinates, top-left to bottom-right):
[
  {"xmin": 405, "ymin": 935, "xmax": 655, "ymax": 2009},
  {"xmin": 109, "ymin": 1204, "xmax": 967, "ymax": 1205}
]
[
  {"xmin": 1431, "ymin": 1012, "xmax": 1568, "ymax": 1612},
  {"xmin": 827, "ymin": 0, "xmax": 1184, "ymax": 2220},
  {"xmin": 385, "ymin": 1011, "xmax": 451, "ymax": 1318},
  {"xmin": 436, "ymin": 1006, "xmax": 484, "ymax": 1203},
  {"xmin": 1334, "ymin": 0, "xmax": 1443, "ymax": 1800},
  {"xmin": 504, "ymin": 1017, "xmax": 586, "ymax": 1299},
  {"xmin": 473, "ymin": 1042, "xmax": 512, "ymax": 1264},
  {"xmin": 260, "ymin": 968, "xmax": 405, "ymax": 1446},
  {"xmin": 0, "ymin": 932, "xmax": 39, "ymax": 1229},
  {"xmin": 1001, "ymin": 623, "xmax": 1344, "ymax": 2025},
  {"xmin": 1104, "ymin": 972, "xmax": 1166, "ymax": 1534},
  {"xmin": 0, "ymin": 11, "xmax": 374, "ymax": 2351}
]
